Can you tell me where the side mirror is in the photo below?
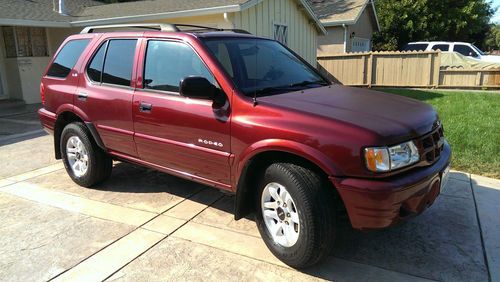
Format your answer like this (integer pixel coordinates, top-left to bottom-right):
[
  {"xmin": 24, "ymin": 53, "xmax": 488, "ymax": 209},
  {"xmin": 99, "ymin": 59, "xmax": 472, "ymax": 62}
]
[
  {"xmin": 180, "ymin": 76, "xmax": 216, "ymax": 100},
  {"xmin": 469, "ymin": 52, "xmax": 478, "ymax": 58}
]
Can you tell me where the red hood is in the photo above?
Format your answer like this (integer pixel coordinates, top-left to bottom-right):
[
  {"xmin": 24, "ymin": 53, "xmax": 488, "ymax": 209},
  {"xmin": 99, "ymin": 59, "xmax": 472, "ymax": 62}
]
[{"xmin": 258, "ymin": 85, "xmax": 439, "ymax": 144}]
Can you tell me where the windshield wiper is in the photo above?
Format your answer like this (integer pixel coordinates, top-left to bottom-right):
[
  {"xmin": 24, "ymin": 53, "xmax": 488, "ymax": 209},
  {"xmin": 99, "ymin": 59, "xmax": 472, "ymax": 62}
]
[
  {"xmin": 289, "ymin": 80, "xmax": 328, "ymax": 87},
  {"xmin": 251, "ymin": 80, "xmax": 328, "ymax": 97},
  {"xmin": 253, "ymin": 86, "xmax": 291, "ymax": 96}
]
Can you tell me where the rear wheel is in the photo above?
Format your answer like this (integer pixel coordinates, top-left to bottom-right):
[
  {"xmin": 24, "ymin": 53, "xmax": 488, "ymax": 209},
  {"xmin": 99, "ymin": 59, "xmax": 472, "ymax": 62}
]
[
  {"xmin": 255, "ymin": 163, "xmax": 336, "ymax": 268},
  {"xmin": 61, "ymin": 122, "xmax": 112, "ymax": 187}
]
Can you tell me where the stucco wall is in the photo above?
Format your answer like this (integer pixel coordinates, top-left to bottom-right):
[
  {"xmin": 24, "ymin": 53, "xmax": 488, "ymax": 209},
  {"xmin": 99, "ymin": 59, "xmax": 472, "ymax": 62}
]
[
  {"xmin": 0, "ymin": 26, "xmax": 79, "ymax": 103},
  {"xmin": 346, "ymin": 8, "xmax": 375, "ymax": 52},
  {"xmin": 229, "ymin": 0, "xmax": 319, "ymax": 65},
  {"xmin": 317, "ymin": 26, "xmax": 345, "ymax": 56},
  {"xmin": 317, "ymin": 7, "xmax": 376, "ymax": 55}
]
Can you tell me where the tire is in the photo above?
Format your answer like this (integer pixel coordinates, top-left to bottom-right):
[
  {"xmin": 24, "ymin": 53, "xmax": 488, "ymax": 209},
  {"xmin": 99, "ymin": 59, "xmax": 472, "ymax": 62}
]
[
  {"xmin": 60, "ymin": 122, "xmax": 112, "ymax": 187},
  {"xmin": 255, "ymin": 163, "xmax": 336, "ymax": 268}
]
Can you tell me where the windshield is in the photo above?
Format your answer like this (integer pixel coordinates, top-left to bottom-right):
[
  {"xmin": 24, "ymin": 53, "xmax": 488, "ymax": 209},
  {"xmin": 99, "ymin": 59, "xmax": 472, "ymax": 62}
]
[
  {"xmin": 471, "ymin": 44, "xmax": 485, "ymax": 56},
  {"xmin": 202, "ymin": 38, "xmax": 328, "ymax": 97}
]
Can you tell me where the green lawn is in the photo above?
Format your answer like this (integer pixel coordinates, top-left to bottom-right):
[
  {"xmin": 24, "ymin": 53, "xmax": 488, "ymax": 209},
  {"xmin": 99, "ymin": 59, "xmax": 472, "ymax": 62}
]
[{"xmin": 380, "ymin": 89, "xmax": 500, "ymax": 179}]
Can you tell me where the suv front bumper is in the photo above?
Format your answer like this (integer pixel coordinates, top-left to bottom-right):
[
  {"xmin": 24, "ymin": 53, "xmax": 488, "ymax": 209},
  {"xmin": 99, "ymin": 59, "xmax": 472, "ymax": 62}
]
[{"xmin": 330, "ymin": 141, "xmax": 451, "ymax": 230}]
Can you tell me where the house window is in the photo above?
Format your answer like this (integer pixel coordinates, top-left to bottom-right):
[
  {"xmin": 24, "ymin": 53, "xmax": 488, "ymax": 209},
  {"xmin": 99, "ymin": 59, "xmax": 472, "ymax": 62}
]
[
  {"xmin": 274, "ymin": 24, "xmax": 288, "ymax": 46},
  {"xmin": 2, "ymin": 26, "xmax": 48, "ymax": 58}
]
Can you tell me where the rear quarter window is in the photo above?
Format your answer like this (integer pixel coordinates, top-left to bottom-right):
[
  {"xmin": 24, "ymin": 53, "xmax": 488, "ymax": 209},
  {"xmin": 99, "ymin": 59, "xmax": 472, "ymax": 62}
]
[
  {"xmin": 403, "ymin": 44, "xmax": 428, "ymax": 51},
  {"xmin": 46, "ymin": 39, "xmax": 90, "ymax": 78}
]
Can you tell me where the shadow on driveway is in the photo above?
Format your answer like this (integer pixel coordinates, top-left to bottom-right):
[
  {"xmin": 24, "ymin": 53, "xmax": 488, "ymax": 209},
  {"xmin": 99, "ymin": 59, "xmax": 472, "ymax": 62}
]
[{"xmin": 88, "ymin": 162, "xmax": 488, "ymax": 281}]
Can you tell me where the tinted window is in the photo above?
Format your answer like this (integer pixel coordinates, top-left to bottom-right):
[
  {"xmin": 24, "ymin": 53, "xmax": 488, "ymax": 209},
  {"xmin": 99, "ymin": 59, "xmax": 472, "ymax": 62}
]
[
  {"xmin": 204, "ymin": 38, "xmax": 326, "ymax": 96},
  {"xmin": 431, "ymin": 44, "xmax": 450, "ymax": 51},
  {"xmin": 454, "ymin": 44, "xmax": 477, "ymax": 57},
  {"xmin": 87, "ymin": 42, "xmax": 107, "ymax": 82},
  {"xmin": 102, "ymin": 39, "xmax": 137, "ymax": 86},
  {"xmin": 47, "ymin": 39, "xmax": 90, "ymax": 78},
  {"xmin": 403, "ymin": 44, "xmax": 428, "ymax": 51},
  {"xmin": 144, "ymin": 40, "xmax": 214, "ymax": 93}
]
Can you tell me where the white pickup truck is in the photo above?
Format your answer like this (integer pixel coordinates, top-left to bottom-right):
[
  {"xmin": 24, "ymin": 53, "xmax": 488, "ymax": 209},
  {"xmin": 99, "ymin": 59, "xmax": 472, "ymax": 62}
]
[{"xmin": 403, "ymin": 41, "xmax": 500, "ymax": 63}]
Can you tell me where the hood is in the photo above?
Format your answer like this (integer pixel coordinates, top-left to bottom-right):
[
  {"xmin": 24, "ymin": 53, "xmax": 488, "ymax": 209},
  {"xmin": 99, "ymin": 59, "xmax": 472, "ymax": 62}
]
[
  {"xmin": 258, "ymin": 85, "xmax": 438, "ymax": 144},
  {"xmin": 480, "ymin": 55, "xmax": 500, "ymax": 63}
]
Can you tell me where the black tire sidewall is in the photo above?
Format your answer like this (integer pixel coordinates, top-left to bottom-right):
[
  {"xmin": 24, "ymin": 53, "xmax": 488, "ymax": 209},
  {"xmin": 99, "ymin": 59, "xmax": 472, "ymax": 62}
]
[
  {"xmin": 60, "ymin": 123, "xmax": 98, "ymax": 187},
  {"xmin": 255, "ymin": 164, "xmax": 317, "ymax": 266}
]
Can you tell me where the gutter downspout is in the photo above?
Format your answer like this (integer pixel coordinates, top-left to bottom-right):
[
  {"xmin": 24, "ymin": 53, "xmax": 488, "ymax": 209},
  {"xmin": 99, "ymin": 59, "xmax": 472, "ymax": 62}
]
[{"xmin": 343, "ymin": 24, "xmax": 348, "ymax": 53}]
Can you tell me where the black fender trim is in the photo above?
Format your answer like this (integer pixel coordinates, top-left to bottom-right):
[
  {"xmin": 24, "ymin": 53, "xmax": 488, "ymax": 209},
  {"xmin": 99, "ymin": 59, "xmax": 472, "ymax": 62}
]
[
  {"xmin": 84, "ymin": 122, "xmax": 107, "ymax": 151},
  {"xmin": 234, "ymin": 159, "xmax": 256, "ymax": 220}
]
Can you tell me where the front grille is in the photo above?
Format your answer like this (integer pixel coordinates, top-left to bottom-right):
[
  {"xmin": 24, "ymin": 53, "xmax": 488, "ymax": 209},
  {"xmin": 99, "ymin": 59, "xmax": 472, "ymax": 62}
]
[{"xmin": 416, "ymin": 123, "xmax": 445, "ymax": 165}]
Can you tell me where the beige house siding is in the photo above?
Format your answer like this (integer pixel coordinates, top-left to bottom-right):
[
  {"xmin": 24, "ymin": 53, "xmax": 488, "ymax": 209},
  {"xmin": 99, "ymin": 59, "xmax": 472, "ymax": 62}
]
[
  {"xmin": 316, "ymin": 7, "xmax": 376, "ymax": 55},
  {"xmin": 229, "ymin": 0, "xmax": 318, "ymax": 65}
]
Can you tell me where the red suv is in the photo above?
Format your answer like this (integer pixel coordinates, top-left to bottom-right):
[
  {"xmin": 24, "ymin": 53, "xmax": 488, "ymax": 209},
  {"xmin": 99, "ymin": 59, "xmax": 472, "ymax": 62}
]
[{"xmin": 38, "ymin": 24, "xmax": 451, "ymax": 268}]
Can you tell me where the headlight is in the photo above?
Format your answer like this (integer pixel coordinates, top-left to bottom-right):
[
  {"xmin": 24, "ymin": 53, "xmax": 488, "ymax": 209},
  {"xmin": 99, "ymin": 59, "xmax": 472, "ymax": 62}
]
[{"xmin": 364, "ymin": 141, "xmax": 420, "ymax": 172}]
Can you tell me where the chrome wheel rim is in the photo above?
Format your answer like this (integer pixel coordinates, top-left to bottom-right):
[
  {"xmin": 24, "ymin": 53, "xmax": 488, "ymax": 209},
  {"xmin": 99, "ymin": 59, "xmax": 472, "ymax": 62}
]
[
  {"xmin": 261, "ymin": 182, "xmax": 300, "ymax": 247},
  {"xmin": 66, "ymin": 136, "xmax": 89, "ymax": 177}
]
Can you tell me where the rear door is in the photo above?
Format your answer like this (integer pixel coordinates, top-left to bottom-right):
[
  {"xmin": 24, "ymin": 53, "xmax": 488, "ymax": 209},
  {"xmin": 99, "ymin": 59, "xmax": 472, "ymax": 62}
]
[
  {"xmin": 75, "ymin": 37, "xmax": 141, "ymax": 156},
  {"xmin": 43, "ymin": 37, "xmax": 92, "ymax": 113},
  {"xmin": 132, "ymin": 39, "xmax": 231, "ymax": 188}
]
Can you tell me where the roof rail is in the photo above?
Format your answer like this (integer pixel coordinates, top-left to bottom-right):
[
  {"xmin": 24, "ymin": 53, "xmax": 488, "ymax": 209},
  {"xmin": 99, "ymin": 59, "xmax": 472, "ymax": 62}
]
[
  {"xmin": 174, "ymin": 24, "xmax": 252, "ymax": 34},
  {"xmin": 80, "ymin": 23, "xmax": 251, "ymax": 35},
  {"xmin": 80, "ymin": 23, "xmax": 180, "ymax": 34}
]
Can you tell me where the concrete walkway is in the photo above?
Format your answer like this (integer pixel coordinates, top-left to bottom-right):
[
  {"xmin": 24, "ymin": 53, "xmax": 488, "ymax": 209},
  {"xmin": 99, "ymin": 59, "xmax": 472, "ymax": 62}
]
[
  {"xmin": 0, "ymin": 137, "xmax": 498, "ymax": 281},
  {"xmin": 0, "ymin": 110, "xmax": 498, "ymax": 281}
]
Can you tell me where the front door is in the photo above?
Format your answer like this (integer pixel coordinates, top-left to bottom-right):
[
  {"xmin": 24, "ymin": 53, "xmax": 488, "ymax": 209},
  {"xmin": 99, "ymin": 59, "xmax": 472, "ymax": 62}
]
[{"xmin": 133, "ymin": 39, "xmax": 231, "ymax": 187}]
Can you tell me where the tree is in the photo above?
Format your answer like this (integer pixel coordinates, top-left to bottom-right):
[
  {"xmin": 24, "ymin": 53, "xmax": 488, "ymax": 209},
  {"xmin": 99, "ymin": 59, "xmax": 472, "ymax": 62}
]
[
  {"xmin": 485, "ymin": 24, "xmax": 500, "ymax": 51},
  {"xmin": 373, "ymin": 0, "xmax": 495, "ymax": 51}
]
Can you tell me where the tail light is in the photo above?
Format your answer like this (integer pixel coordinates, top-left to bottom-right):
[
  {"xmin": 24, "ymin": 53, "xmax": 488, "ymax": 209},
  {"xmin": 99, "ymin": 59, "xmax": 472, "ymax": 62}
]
[{"xmin": 40, "ymin": 82, "xmax": 45, "ymax": 105}]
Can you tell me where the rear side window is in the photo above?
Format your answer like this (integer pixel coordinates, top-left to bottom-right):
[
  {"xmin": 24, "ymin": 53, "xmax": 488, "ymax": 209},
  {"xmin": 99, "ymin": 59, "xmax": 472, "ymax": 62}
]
[
  {"xmin": 431, "ymin": 44, "xmax": 450, "ymax": 51},
  {"xmin": 47, "ymin": 39, "xmax": 90, "ymax": 78},
  {"xmin": 403, "ymin": 44, "xmax": 428, "ymax": 51},
  {"xmin": 143, "ymin": 40, "xmax": 214, "ymax": 93},
  {"xmin": 101, "ymin": 39, "xmax": 137, "ymax": 86}
]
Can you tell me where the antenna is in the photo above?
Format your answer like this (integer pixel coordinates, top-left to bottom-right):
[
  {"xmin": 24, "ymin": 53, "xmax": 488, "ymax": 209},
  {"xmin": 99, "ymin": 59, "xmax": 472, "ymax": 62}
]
[{"xmin": 252, "ymin": 37, "xmax": 258, "ymax": 107}]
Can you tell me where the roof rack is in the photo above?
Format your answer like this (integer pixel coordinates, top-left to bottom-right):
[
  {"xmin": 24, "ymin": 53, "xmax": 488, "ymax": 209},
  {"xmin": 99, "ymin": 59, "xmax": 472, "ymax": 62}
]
[
  {"xmin": 174, "ymin": 24, "xmax": 252, "ymax": 34},
  {"xmin": 80, "ymin": 23, "xmax": 251, "ymax": 34},
  {"xmin": 80, "ymin": 23, "xmax": 180, "ymax": 34}
]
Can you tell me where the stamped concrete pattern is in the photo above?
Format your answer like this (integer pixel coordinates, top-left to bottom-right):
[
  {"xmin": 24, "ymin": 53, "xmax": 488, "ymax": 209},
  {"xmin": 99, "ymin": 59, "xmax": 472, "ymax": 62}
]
[{"xmin": 0, "ymin": 118, "xmax": 499, "ymax": 281}]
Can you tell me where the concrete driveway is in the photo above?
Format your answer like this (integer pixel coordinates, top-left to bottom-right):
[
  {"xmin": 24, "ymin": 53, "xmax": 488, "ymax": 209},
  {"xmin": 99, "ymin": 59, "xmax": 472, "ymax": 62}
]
[{"xmin": 0, "ymin": 106, "xmax": 498, "ymax": 281}]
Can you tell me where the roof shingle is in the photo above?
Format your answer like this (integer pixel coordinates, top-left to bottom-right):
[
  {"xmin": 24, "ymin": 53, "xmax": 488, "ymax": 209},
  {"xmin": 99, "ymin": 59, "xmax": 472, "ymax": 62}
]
[{"xmin": 306, "ymin": 0, "xmax": 367, "ymax": 24}]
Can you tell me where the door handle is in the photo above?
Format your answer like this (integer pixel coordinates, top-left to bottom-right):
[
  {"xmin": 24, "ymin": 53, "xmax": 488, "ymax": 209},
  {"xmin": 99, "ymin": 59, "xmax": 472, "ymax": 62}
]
[
  {"xmin": 139, "ymin": 102, "xmax": 152, "ymax": 113},
  {"xmin": 77, "ymin": 92, "xmax": 88, "ymax": 101}
]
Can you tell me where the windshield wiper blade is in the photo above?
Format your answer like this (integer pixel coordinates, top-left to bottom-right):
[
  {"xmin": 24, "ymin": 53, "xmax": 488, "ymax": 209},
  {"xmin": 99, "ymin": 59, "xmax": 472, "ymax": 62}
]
[
  {"xmin": 253, "ymin": 86, "xmax": 291, "ymax": 96},
  {"xmin": 289, "ymin": 80, "xmax": 328, "ymax": 87}
]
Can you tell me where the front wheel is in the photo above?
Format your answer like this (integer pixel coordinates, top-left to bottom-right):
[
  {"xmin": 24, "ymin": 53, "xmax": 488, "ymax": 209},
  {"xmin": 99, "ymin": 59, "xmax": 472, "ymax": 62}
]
[
  {"xmin": 255, "ymin": 163, "xmax": 336, "ymax": 268},
  {"xmin": 60, "ymin": 122, "xmax": 112, "ymax": 187}
]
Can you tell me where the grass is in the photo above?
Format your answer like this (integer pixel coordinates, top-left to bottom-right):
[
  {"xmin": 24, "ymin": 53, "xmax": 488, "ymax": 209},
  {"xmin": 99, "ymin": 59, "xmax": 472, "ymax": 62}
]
[{"xmin": 380, "ymin": 88, "xmax": 500, "ymax": 179}]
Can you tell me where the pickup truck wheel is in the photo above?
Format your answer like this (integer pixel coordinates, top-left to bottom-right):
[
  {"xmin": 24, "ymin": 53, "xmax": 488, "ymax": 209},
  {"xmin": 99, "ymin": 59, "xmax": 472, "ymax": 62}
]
[
  {"xmin": 61, "ymin": 122, "xmax": 112, "ymax": 187},
  {"xmin": 256, "ymin": 163, "xmax": 336, "ymax": 268}
]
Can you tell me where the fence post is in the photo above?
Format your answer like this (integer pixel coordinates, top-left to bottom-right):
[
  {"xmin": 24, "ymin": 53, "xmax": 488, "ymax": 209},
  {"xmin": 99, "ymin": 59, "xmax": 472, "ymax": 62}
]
[
  {"xmin": 476, "ymin": 71, "xmax": 483, "ymax": 86},
  {"xmin": 433, "ymin": 51, "xmax": 441, "ymax": 88},
  {"xmin": 367, "ymin": 52, "xmax": 373, "ymax": 88}
]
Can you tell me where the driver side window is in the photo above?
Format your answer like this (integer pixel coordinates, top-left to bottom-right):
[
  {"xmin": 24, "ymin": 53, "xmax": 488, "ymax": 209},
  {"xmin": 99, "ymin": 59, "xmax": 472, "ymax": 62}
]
[
  {"xmin": 454, "ymin": 44, "xmax": 477, "ymax": 57},
  {"xmin": 144, "ymin": 40, "xmax": 215, "ymax": 93}
]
